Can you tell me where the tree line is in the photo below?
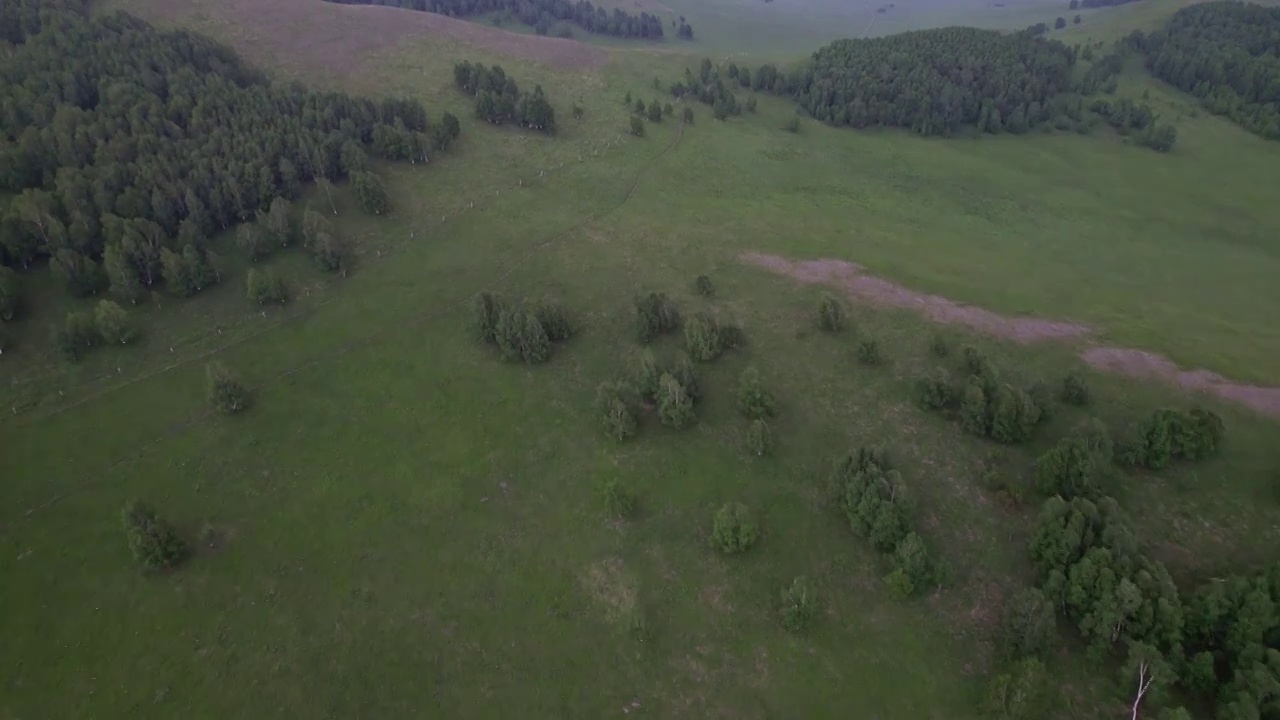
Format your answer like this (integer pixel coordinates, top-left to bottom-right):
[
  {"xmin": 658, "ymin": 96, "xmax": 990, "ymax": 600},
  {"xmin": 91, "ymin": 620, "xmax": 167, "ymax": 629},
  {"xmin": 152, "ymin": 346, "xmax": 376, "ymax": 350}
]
[
  {"xmin": 1125, "ymin": 1, "xmax": 1280, "ymax": 140},
  {"xmin": 454, "ymin": 61, "xmax": 556, "ymax": 133},
  {"xmin": 0, "ymin": 0, "xmax": 457, "ymax": 323},
  {"xmin": 322, "ymin": 0, "xmax": 691, "ymax": 40}
]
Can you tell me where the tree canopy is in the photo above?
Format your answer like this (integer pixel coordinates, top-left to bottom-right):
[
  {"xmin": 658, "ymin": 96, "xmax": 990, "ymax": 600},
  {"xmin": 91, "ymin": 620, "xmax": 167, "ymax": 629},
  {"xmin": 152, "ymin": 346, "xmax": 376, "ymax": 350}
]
[
  {"xmin": 323, "ymin": 0, "xmax": 686, "ymax": 40},
  {"xmin": 0, "ymin": 0, "xmax": 455, "ymax": 305},
  {"xmin": 1127, "ymin": 1, "xmax": 1280, "ymax": 140}
]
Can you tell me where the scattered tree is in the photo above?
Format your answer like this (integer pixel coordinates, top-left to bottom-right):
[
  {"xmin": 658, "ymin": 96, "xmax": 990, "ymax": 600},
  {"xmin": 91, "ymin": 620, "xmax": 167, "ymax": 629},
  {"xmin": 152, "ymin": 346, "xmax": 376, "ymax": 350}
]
[
  {"xmin": 93, "ymin": 300, "xmax": 137, "ymax": 345},
  {"xmin": 983, "ymin": 658, "xmax": 1048, "ymax": 720},
  {"xmin": 657, "ymin": 373, "xmax": 696, "ymax": 429},
  {"xmin": 817, "ymin": 293, "xmax": 845, "ymax": 331},
  {"xmin": 630, "ymin": 116, "xmax": 646, "ymax": 137},
  {"xmin": 206, "ymin": 363, "xmax": 248, "ymax": 414},
  {"xmin": 710, "ymin": 501, "xmax": 759, "ymax": 554},
  {"xmin": 694, "ymin": 274, "xmax": 714, "ymax": 296},
  {"xmin": 918, "ymin": 368, "xmax": 955, "ymax": 410},
  {"xmin": 54, "ymin": 310, "xmax": 100, "ymax": 362},
  {"xmin": 535, "ymin": 303, "xmax": 574, "ymax": 342},
  {"xmin": 122, "ymin": 500, "xmax": 186, "ymax": 571},
  {"xmin": 494, "ymin": 306, "xmax": 550, "ymax": 364},
  {"xmin": 682, "ymin": 106, "xmax": 694, "ymax": 124},
  {"xmin": 237, "ymin": 223, "xmax": 267, "ymax": 262},
  {"xmin": 634, "ymin": 292, "xmax": 680, "ymax": 342},
  {"xmin": 737, "ymin": 367, "xmax": 778, "ymax": 419},
  {"xmin": 684, "ymin": 313, "xmax": 724, "ymax": 361},
  {"xmin": 353, "ymin": 172, "xmax": 389, "ymax": 214},
  {"xmin": 596, "ymin": 380, "xmax": 640, "ymax": 441},
  {"xmin": 780, "ymin": 576, "xmax": 817, "ymax": 631},
  {"xmin": 600, "ymin": 478, "xmax": 635, "ymax": 518},
  {"xmin": 746, "ymin": 418, "xmax": 773, "ymax": 457},
  {"xmin": 1001, "ymin": 588, "xmax": 1056, "ymax": 659},
  {"xmin": 246, "ymin": 268, "xmax": 288, "ymax": 305}
]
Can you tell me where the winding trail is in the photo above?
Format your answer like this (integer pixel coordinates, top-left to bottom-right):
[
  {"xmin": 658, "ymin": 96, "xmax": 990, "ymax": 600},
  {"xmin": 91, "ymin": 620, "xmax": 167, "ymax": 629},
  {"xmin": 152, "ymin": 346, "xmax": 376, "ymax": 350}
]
[
  {"xmin": 1, "ymin": 120, "xmax": 687, "ymax": 530},
  {"xmin": 740, "ymin": 251, "xmax": 1280, "ymax": 420}
]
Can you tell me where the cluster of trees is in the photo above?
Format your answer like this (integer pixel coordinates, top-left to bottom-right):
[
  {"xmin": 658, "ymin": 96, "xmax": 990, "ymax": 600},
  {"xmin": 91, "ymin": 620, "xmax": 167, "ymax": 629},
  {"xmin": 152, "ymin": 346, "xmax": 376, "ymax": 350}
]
[
  {"xmin": 916, "ymin": 345, "xmax": 1055, "ymax": 445},
  {"xmin": 1076, "ymin": 0, "xmax": 1141, "ymax": 8},
  {"xmin": 668, "ymin": 59, "xmax": 750, "ymax": 121},
  {"xmin": 453, "ymin": 61, "xmax": 556, "ymax": 133},
  {"xmin": 1024, "ymin": 494, "xmax": 1280, "ymax": 718},
  {"xmin": 323, "ymin": 0, "xmax": 688, "ymax": 40},
  {"xmin": 623, "ymin": 92, "xmax": 674, "ymax": 125},
  {"xmin": 780, "ymin": 28, "xmax": 1077, "ymax": 135},
  {"xmin": 53, "ymin": 299, "xmax": 137, "ymax": 361},
  {"xmin": 470, "ymin": 291, "xmax": 573, "ymax": 364},
  {"xmin": 1126, "ymin": 1, "xmax": 1280, "ymax": 140},
  {"xmin": 0, "ymin": 0, "xmax": 454, "ymax": 325},
  {"xmin": 1090, "ymin": 97, "xmax": 1179, "ymax": 151},
  {"xmin": 1115, "ymin": 406, "xmax": 1225, "ymax": 469},
  {"xmin": 836, "ymin": 448, "xmax": 946, "ymax": 598}
]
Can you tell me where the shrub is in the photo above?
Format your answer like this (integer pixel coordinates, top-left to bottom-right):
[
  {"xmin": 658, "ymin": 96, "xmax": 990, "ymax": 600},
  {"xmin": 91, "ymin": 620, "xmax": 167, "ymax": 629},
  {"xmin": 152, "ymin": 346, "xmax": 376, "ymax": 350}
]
[
  {"xmin": 737, "ymin": 367, "xmax": 777, "ymax": 419},
  {"xmin": 989, "ymin": 385, "xmax": 1041, "ymax": 445},
  {"xmin": 669, "ymin": 351, "xmax": 700, "ymax": 401},
  {"xmin": 856, "ymin": 340, "xmax": 883, "ymax": 366},
  {"xmin": 817, "ymin": 293, "xmax": 845, "ymax": 332},
  {"xmin": 657, "ymin": 373, "xmax": 696, "ymax": 429},
  {"xmin": 694, "ymin": 274, "xmax": 714, "ymax": 297},
  {"xmin": 717, "ymin": 323, "xmax": 746, "ymax": 351},
  {"xmin": 1000, "ymin": 588, "xmax": 1055, "ymax": 659},
  {"xmin": 710, "ymin": 501, "xmax": 758, "ymax": 554},
  {"xmin": 629, "ymin": 115, "xmax": 645, "ymax": 137},
  {"xmin": 930, "ymin": 333, "xmax": 950, "ymax": 357},
  {"xmin": 960, "ymin": 379, "xmax": 990, "ymax": 437},
  {"xmin": 633, "ymin": 349, "xmax": 663, "ymax": 401},
  {"xmin": 471, "ymin": 291, "xmax": 504, "ymax": 344},
  {"xmin": 94, "ymin": 300, "xmax": 137, "ymax": 345},
  {"xmin": 1061, "ymin": 372, "xmax": 1090, "ymax": 406},
  {"xmin": 780, "ymin": 576, "xmax": 817, "ymax": 631},
  {"xmin": 600, "ymin": 478, "xmax": 635, "ymax": 519},
  {"xmin": 596, "ymin": 381, "xmax": 639, "ymax": 441},
  {"xmin": 207, "ymin": 362, "xmax": 248, "ymax": 414},
  {"xmin": 122, "ymin": 500, "xmax": 185, "ymax": 570},
  {"xmin": 55, "ymin": 310, "xmax": 100, "ymax": 362},
  {"xmin": 918, "ymin": 368, "xmax": 954, "ymax": 411},
  {"xmin": 246, "ymin": 268, "xmax": 287, "ymax": 305},
  {"xmin": 535, "ymin": 302, "xmax": 574, "ymax": 342},
  {"xmin": 746, "ymin": 418, "xmax": 773, "ymax": 457},
  {"xmin": 962, "ymin": 345, "xmax": 991, "ymax": 377},
  {"xmin": 684, "ymin": 313, "xmax": 723, "ymax": 361},
  {"xmin": 634, "ymin": 292, "xmax": 680, "ymax": 343}
]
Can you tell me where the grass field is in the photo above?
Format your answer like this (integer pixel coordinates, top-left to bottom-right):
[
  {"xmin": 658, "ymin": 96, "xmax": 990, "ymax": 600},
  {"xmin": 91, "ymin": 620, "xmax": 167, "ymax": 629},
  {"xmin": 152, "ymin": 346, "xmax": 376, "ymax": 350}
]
[{"xmin": 4, "ymin": 0, "xmax": 1280, "ymax": 717}]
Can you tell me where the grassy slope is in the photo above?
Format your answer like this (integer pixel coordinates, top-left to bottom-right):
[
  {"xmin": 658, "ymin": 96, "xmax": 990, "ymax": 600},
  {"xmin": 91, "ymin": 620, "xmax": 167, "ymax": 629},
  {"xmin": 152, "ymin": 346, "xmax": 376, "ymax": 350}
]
[{"xmin": 3, "ymin": 0, "xmax": 1279, "ymax": 717}]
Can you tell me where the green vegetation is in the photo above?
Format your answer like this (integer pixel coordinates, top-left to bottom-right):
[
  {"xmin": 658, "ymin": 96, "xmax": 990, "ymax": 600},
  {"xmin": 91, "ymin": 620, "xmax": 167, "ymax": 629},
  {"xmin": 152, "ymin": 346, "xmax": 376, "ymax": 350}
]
[
  {"xmin": 324, "ymin": 0, "xmax": 689, "ymax": 40},
  {"xmin": 4, "ymin": 0, "xmax": 1280, "ymax": 717}
]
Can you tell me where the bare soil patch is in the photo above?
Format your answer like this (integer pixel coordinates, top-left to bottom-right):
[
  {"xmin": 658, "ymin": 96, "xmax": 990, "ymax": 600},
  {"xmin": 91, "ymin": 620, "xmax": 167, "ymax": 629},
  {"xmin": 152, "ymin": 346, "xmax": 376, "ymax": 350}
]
[
  {"xmin": 1081, "ymin": 348, "xmax": 1280, "ymax": 418},
  {"xmin": 742, "ymin": 252, "xmax": 1280, "ymax": 419},
  {"xmin": 740, "ymin": 252, "xmax": 1090, "ymax": 343}
]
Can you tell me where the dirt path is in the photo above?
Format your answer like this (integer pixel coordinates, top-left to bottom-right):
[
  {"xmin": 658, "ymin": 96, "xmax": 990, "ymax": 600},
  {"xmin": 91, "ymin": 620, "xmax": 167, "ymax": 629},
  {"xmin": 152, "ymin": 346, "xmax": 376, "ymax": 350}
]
[{"xmin": 740, "ymin": 251, "xmax": 1280, "ymax": 420}]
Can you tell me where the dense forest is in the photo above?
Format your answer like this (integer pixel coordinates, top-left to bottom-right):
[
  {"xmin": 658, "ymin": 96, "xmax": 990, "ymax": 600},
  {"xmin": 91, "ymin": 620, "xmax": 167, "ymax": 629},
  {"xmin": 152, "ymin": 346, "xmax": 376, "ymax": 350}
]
[
  {"xmin": 0, "ymin": 0, "xmax": 456, "ymax": 313},
  {"xmin": 454, "ymin": 61, "xmax": 557, "ymax": 133},
  {"xmin": 323, "ymin": 0, "xmax": 692, "ymax": 40},
  {"xmin": 675, "ymin": 28, "xmax": 1079, "ymax": 136},
  {"xmin": 1126, "ymin": 1, "xmax": 1280, "ymax": 140}
]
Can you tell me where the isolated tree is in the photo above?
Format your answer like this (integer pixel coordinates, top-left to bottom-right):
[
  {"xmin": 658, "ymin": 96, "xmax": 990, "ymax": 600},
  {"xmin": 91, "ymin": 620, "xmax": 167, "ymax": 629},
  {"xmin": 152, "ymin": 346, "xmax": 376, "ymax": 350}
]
[
  {"xmin": 818, "ymin": 293, "xmax": 845, "ymax": 331},
  {"xmin": 737, "ymin": 367, "xmax": 777, "ymax": 419},
  {"xmin": 0, "ymin": 266, "xmax": 20, "ymax": 320},
  {"xmin": 311, "ymin": 232, "xmax": 350, "ymax": 274},
  {"xmin": 246, "ymin": 268, "xmax": 288, "ymax": 305},
  {"xmin": 710, "ymin": 502, "xmax": 758, "ymax": 554},
  {"xmin": 353, "ymin": 172, "xmax": 389, "ymax": 214},
  {"xmin": 780, "ymin": 576, "xmax": 816, "ymax": 631},
  {"xmin": 1073, "ymin": 14, "xmax": 1082, "ymax": 24},
  {"xmin": 630, "ymin": 116, "xmax": 646, "ymax": 137},
  {"xmin": 94, "ymin": 300, "xmax": 137, "ymax": 345},
  {"xmin": 694, "ymin": 274, "xmax": 714, "ymax": 296},
  {"xmin": 746, "ymin": 418, "xmax": 773, "ymax": 457},
  {"xmin": 206, "ymin": 363, "xmax": 248, "ymax": 414},
  {"xmin": 884, "ymin": 532, "xmax": 940, "ymax": 598},
  {"xmin": 657, "ymin": 373, "xmax": 695, "ymax": 429},
  {"xmin": 647, "ymin": 99, "xmax": 663, "ymax": 122},
  {"xmin": 122, "ymin": 500, "xmax": 186, "ymax": 571},
  {"xmin": 1055, "ymin": 17, "xmax": 1067, "ymax": 29}
]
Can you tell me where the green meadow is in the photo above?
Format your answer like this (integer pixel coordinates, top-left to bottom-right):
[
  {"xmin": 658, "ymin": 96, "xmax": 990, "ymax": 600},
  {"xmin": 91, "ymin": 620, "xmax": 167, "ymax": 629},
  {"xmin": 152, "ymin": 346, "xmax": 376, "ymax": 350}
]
[{"xmin": 3, "ymin": 0, "xmax": 1279, "ymax": 717}]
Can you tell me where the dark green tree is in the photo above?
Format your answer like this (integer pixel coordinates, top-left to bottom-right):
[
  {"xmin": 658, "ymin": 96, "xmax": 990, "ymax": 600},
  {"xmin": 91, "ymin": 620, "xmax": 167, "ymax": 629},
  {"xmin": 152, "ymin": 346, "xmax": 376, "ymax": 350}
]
[
  {"xmin": 122, "ymin": 500, "xmax": 186, "ymax": 571},
  {"xmin": 206, "ymin": 362, "xmax": 248, "ymax": 414},
  {"xmin": 353, "ymin": 172, "xmax": 389, "ymax": 214}
]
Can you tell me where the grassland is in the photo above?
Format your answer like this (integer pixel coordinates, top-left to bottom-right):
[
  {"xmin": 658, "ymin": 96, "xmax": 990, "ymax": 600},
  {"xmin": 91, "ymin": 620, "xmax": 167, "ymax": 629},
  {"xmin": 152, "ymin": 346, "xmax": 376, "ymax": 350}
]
[{"xmin": 3, "ymin": 0, "xmax": 1279, "ymax": 717}]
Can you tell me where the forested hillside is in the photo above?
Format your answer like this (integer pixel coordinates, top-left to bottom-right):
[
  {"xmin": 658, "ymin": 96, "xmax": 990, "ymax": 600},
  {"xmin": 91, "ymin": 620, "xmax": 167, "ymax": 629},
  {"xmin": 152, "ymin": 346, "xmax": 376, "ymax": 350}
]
[
  {"xmin": 323, "ymin": 0, "xmax": 692, "ymax": 40},
  {"xmin": 1127, "ymin": 0, "xmax": 1280, "ymax": 140},
  {"xmin": 0, "ymin": 0, "xmax": 456, "ymax": 309}
]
